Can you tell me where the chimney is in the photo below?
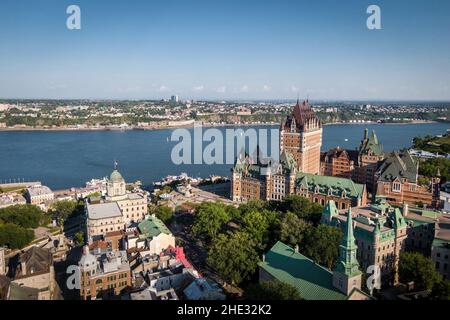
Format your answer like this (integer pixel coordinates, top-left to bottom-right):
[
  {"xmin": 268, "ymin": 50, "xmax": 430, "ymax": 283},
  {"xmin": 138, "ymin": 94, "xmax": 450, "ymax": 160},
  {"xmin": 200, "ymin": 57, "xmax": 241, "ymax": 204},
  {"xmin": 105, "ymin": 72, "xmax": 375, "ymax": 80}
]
[
  {"xmin": 262, "ymin": 254, "xmax": 265, "ymax": 262},
  {"xmin": 402, "ymin": 202, "xmax": 409, "ymax": 217},
  {"xmin": 294, "ymin": 245, "xmax": 299, "ymax": 253}
]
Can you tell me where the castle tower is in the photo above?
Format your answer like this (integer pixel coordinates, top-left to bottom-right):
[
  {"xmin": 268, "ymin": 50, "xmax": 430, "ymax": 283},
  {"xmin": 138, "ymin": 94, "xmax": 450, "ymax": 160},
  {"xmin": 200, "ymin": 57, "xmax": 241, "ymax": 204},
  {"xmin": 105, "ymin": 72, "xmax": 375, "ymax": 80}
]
[
  {"xmin": 333, "ymin": 208, "xmax": 362, "ymax": 295},
  {"xmin": 280, "ymin": 100, "xmax": 322, "ymax": 174}
]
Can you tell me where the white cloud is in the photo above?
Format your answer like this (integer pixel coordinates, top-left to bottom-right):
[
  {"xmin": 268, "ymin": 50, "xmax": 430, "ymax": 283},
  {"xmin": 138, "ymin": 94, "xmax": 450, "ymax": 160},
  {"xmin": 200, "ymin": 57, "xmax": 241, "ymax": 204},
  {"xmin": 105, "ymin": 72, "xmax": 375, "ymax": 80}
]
[
  {"xmin": 193, "ymin": 85, "xmax": 205, "ymax": 92},
  {"xmin": 290, "ymin": 86, "xmax": 299, "ymax": 93},
  {"xmin": 215, "ymin": 86, "xmax": 227, "ymax": 93}
]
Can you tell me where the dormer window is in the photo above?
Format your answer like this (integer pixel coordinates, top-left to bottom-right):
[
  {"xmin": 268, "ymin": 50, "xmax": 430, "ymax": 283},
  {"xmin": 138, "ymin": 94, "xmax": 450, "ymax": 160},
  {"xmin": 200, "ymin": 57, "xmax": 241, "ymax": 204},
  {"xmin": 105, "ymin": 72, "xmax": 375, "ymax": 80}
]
[{"xmin": 392, "ymin": 182, "xmax": 401, "ymax": 192}]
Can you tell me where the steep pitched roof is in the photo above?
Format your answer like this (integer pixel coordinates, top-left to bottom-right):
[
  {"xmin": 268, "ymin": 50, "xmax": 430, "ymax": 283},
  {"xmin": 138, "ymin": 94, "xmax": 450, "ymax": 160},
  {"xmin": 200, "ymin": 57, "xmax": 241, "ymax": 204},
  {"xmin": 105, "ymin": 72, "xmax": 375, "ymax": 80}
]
[
  {"xmin": 16, "ymin": 246, "xmax": 52, "ymax": 278},
  {"xmin": 259, "ymin": 241, "xmax": 346, "ymax": 300},
  {"xmin": 376, "ymin": 151, "xmax": 418, "ymax": 183},
  {"xmin": 359, "ymin": 130, "xmax": 383, "ymax": 156},
  {"xmin": 282, "ymin": 100, "xmax": 321, "ymax": 131}
]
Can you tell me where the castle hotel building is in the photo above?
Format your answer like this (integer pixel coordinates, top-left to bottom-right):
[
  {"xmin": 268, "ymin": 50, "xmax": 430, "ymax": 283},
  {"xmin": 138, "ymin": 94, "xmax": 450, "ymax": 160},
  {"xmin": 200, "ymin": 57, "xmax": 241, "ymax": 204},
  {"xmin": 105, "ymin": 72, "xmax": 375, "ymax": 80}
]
[
  {"xmin": 231, "ymin": 100, "xmax": 366, "ymax": 207},
  {"xmin": 280, "ymin": 100, "xmax": 322, "ymax": 175}
]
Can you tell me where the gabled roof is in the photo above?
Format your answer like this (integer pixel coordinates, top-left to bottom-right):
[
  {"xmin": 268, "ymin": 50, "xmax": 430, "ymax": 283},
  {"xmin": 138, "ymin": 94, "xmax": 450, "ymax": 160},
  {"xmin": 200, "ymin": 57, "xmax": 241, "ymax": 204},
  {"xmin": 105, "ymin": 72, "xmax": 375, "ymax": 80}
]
[
  {"xmin": 259, "ymin": 241, "xmax": 346, "ymax": 300},
  {"xmin": 376, "ymin": 151, "xmax": 418, "ymax": 183},
  {"xmin": 16, "ymin": 246, "xmax": 52, "ymax": 278}
]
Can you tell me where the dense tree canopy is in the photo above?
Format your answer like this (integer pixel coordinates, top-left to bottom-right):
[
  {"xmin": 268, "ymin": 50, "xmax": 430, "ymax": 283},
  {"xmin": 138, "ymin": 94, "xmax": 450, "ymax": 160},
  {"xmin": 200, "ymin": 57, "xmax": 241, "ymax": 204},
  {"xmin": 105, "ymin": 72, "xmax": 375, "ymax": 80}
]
[
  {"xmin": 302, "ymin": 224, "xmax": 342, "ymax": 269},
  {"xmin": 280, "ymin": 212, "xmax": 312, "ymax": 248},
  {"xmin": 245, "ymin": 280, "xmax": 301, "ymax": 300},
  {"xmin": 279, "ymin": 195, "xmax": 323, "ymax": 225},
  {"xmin": 154, "ymin": 205, "xmax": 173, "ymax": 223},
  {"xmin": 399, "ymin": 252, "xmax": 441, "ymax": 290},
  {"xmin": 419, "ymin": 158, "xmax": 450, "ymax": 183},
  {"xmin": 50, "ymin": 200, "xmax": 82, "ymax": 226},
  {"xmin": 207, "ymin": 231, "xmax": 260, "ymax": 285},
  {"xmin": 192, "ymin": 202, "xmax": 232, "ymax": 239},
  {"xmin": 0, "ymin": 223, "xmax": 34, "ymax": 249},
  {"xmin": 0, "ymin": 204, "xmax": 47, "ymax": 228}
]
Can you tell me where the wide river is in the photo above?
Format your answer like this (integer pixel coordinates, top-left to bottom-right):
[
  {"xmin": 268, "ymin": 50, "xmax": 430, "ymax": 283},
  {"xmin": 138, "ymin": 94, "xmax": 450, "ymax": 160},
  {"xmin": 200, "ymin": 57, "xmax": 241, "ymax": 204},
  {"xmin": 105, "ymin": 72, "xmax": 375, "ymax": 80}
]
[{"xmin": 0, "ymin": 123, "xmax": 448, "ymax": 190}]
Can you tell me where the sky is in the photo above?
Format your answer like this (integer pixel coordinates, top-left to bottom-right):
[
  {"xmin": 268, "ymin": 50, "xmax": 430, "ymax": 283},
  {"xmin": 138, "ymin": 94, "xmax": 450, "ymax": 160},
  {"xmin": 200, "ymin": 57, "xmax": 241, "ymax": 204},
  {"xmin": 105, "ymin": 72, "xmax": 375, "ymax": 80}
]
[{"xmin": 0, "ymin": 0, "xmax": 449, "ymax": 101}]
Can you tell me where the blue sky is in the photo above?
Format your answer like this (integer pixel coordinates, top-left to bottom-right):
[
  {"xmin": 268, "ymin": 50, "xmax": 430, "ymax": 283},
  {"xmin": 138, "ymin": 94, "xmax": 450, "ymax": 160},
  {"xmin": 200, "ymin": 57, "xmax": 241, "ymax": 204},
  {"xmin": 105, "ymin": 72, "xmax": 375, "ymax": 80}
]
[{"xmin": 0, "ymin": 0, "xmax": 449, "ymax": 100}]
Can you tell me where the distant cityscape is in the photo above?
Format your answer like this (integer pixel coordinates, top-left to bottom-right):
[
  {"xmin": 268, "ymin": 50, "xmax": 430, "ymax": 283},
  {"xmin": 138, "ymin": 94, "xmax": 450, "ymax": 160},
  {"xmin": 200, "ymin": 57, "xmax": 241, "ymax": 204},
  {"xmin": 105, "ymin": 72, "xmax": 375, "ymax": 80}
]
[{"xmin": 0, "ymin": 98, "xmax": 448, "ymax": 131}]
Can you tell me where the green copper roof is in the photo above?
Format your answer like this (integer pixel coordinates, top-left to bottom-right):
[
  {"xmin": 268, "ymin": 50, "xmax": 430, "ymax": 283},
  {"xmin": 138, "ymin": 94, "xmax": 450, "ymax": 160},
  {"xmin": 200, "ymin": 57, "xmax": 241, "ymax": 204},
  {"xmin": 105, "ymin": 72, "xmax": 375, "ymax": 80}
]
[
  {"xmin": 334, "ymin": 209, "xmax": 361, "ymax": 277},
  {"xmin": 321, "ymin": 200, "xmax": 339, "ymax": 223},
  {"xmin": 259, "ymin": 241, "xmax": 346, "ymax": 300},
  {"xmin": 110, "ymin": 169, "xmax": 124, "ymax": 183},
  {"xmin": 360, "ymin": 130, "xmax": 383, "ymax": 156},
  {"xmin": 393, "ymin": 208, "xmax": 407, "ymax": 229},
  {"xmin": 296, "ymin": 173, "xmax": 365, "ymax": 199},
  {"xmin": 138, "ymin": 215, "xmax": 172, "ymax": 238}
]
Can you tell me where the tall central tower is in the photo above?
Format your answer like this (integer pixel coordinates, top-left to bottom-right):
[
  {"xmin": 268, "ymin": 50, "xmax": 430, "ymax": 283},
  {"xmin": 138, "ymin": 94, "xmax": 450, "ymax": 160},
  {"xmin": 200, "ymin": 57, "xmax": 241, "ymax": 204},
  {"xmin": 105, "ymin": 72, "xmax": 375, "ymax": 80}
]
[{"xmin": 280, "ymin": 100, "xmax": 322, "ymax": 174}]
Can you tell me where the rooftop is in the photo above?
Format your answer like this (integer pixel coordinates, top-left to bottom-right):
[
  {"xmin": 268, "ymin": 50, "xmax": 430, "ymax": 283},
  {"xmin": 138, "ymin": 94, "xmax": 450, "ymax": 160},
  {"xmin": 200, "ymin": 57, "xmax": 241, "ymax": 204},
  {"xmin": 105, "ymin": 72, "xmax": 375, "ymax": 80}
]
[
  {"xmin": 87, "ymin": 202, "xmax": 122, "ymax": 220},
  {"xmin": 296, "ymin": 172, "xmax": 365, "ymax": 199},
  {"xmin": 259, "ymin": 241, "xmax": 346, "ymax": 300},
  {"xmin": 138, "ymin": 215, "xmax": 172, "ymax": 238},
  {"xmin": 26, "ymin": 185, "xmax": 53, "ymax": 197}
]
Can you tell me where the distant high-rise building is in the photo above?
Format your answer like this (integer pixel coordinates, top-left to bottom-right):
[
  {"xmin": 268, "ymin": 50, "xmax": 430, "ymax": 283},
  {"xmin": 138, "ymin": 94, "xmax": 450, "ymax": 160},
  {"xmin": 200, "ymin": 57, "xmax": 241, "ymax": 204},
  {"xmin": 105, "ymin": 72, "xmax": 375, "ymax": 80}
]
[
  {"xmin": 280, "ymin": 100, "xmax": 322, "ymax": 174},
  {"xmin": 171, "ymin": 95, "xmax": 179, "ymax": 103}
]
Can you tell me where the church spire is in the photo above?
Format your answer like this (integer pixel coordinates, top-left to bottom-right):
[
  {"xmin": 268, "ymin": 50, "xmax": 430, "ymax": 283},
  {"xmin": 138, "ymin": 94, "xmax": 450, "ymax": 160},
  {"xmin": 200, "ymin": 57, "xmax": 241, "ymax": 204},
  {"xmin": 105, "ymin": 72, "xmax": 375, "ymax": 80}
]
[
  {"xmin": 335, "ymin": 208, "xmax": 361, "ymax": 277},
  {"xmin": 333, "ymin": 208, "xmax": 362, "ymax": 295}
]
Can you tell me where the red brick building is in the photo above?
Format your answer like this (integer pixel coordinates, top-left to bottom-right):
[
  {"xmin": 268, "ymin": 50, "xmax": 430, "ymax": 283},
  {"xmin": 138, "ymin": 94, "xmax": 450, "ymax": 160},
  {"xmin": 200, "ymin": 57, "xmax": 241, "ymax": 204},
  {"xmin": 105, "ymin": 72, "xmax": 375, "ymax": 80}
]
[
  {"xmin": 280, "ymin": 100, "xmax": 322, "ymax": 174},
  {"xmin": 375, "ymin": 151, "xmax": 441, "ymax": 208},
  {"xmin": 321, "ymin": 129, "xmax": 384, "ymax": 192}
]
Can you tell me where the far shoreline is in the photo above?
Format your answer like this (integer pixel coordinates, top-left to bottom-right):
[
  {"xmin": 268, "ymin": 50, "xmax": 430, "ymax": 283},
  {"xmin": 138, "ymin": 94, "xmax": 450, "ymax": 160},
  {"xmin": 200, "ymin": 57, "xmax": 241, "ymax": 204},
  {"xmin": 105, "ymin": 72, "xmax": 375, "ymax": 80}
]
[{"xmin": 0, "ymin": 120, "xmax": 443, "ymax": 133}]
